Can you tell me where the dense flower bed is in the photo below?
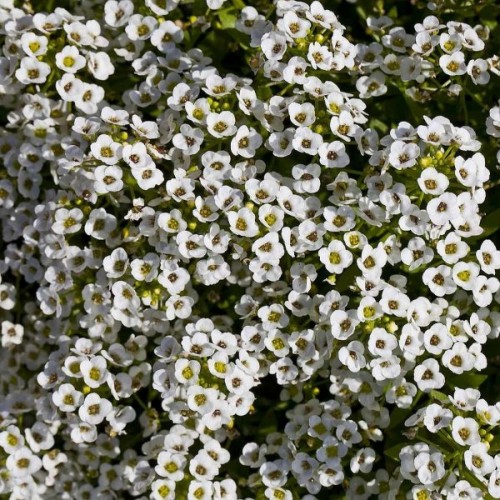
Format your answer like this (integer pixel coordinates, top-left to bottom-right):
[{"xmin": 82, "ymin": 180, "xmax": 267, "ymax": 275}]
[{"xmin": 0, "ymin": 0, "xmax": 500, "ymax": 498}]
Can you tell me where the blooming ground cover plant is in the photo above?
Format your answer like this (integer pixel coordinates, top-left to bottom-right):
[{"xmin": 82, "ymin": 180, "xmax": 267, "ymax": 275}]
[{"xmin": 0, "ymin": 0, "xmax": 500, "ymax": 498}]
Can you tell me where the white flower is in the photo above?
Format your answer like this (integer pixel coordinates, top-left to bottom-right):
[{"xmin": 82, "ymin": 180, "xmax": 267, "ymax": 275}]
[
  {"xmin": 356, "ymin": 71, "xmax": 387, "ymax": 98},
  {"xmin": 75, "ymin": 82, "xmax": 105, "ymax": 114},
  {"xmin": 206, "ymin": 111, "xmax": 237, "ymax": 138},
  {"xmin": 79, "ymin": 393, "xmax": 113, "ymax": 425},
  {"xmin": 324, "ymin": 206, "xmax": 355, "ymax": 233},
  {"xmin": 1, "ymin": 320, "xmax": 23, "ymax": 347},
  {"xmin": 56, "ymin": 45, "xmax": 86, "ymax": 73},
  {"xmin": 266, "ymin": 129, "xmax": 295, "ymax": 157},
  {"xmin": 201, "ymin": 400, "xmax": 232, "ymax": 431},
  {"xmin": 261, "ymin": 31, "xmax": 287, "ymax": 60},
  {"xmin": 439, "ymin": 32, "xmax": 461, "ymax": 53},
  {"xmin": 188, "ymin": 480, "xmax": 214, "ymax": 499},
  {"xmin": 104, "ymin": 0, "xmax": 134, "ymax": 27},
  {"xmin": 319, "ymin": 240, "xmax": 353, "ymax": 274},
  {"xmin": 103, "ymin": 247, "xmax": 129, "ymax": 278},
  {"xmin": 0, "ymin": 426, "xmax": 25, "ymax": 454},
  {"xmin": 167, "ymin": 178, "xmax": 196, "ymax": 202},
  {"xmin": 413, "ymin": 358, "xmax": 445, "ymax": 392},
  {"xmin": 436, "ymin": 232, "xmax": 469, "ymax": 264},
  {"xmin": 330, "ymin": 110, "xmax": 359, "ymax": 141},
  {"xmin": 418, "ymin": 167, "xmax": 449, "ymax": 195},
  {"xmin": 225, "ymin": 366, "xmax": 254, "ymax": 395},
  {"xmin": 339, "ymin": 341, "xmax": 366, "ymax": 372},
  {"xmin": 131, "ymin": 253, "xmax": 160, "ymax": 282},
  {"xmin": 389, "ymin": 140, "xmax": 420, "ymax": 169},
  {"xmin": 368, "ymin": 328, "xmax": 397, "ymax": 357},
  {"xmin": 468, "ymin": 58, "xmax": 490, "ymax": 85},
  {"xmin": 386, "ymin": 379, "xmax": 417, "ymax": 408},
  {"xmin": 336, "ymin": 421, "xmax": 362, "ymax": 447},
  {"xmin": 258, "ymin": 304, "xmax": 289, "ymax": 331},
  {"xmin": 450, "ymin": 388, "xmax": 481, "ymax": 411},
  {"xmin": 15, "ymin": 57, "xmax": 51, "ymax": 84},
  {"xmin": 464, "ymin": 443, "xmax": 496, "ymax": 476},
  {"xmin": 52, "ymin": 383, "xmax": 84, "ymax": 412},
  {"xmin": 423, "ymin": 404, "xmax": 453, "ymax": 433},
  {"xmin": 85, "ymin": 208, "xmax": 117, "ymax": 239},
  {"xmin": 422, "ymin": 265, "xmax": 457, "ymax": 296},
  {"xmin": 318, "ymin": 141, "xmax": 350, "ymax": 168},
  {"xmin": 452, "ymin": 261, "xmax": 480, "ymax": 291},
  {"xmin": 91, "ymin": 134, "xmax": 123, "ymax": 165},
  {"xmin": 357, "ymin": 243, "xmax": 387, "ymax": 278},
  {"xmin": 308, "ymin": 42, "xmax": 333, "ymax": 70},
  {"xmin": 414, "ymin": 451, "xmax": 445, "ymax": 485},
  {"xmin": 151, "ymin": 479, "xmax": 176, "ymax": 500},
  {"xmin": 441, "ymin": 342, "xmax": 475, "ymax": 374},
  {"xmin": 131, "ymin": 114, "xmax": 160, "ymax": 138},
  {"xmin": 379, "ymin": 287, "xmax": 409, "ymax": 317},
  {"xmin": 196, "ymin": 256, "xmax": 231, "ymax": 285},
  {"xmin": 455, "ymin": 153, "xmax": 490, "ymax": 187},
  {"xmin": 451, "ymin": 416, "xmax": 480, "ymax": 446},
  {"xmin": 6, "ymin": 447, "xmax": 42, "ymax": 478},
  {"xmin": 331, "ymin": 310, "xmax": 358, "ymax": 340},
  {"xmin": 370, "ymin": 355, "xmax": 401, "ymax": 381},
  {"xmin": 81, "ymin": 355, "xmax": 108, "ymax": 388},
  {"xmin": 166, "ymin": 295, "xmax": 194, "ymax": 320},
  {"xmin": 20, "ymin": 32, "xmax": 48, "ymax": 57},
  {"xmin": 186, "ymin": 386, "xmax": 218, "ymax": 414},
  {"xmin": 476, "ymin": 240, "xmax": 500, "ymax": 275},
  {"xmin": 288, "ymin": 102, "xmax": 316, "ymax": 127},
  {"xmin": 132, "ymin": 164, "xmax": 164, "ymax": 190},
  {"xmin": 156, "ymin": 452, "xmax": 187, "ymax": 480},
  {"xmin": 462, "ymin": 28, "xmax": 485, "ymax": 51},
  {"xmin": 70, "ymin": 422, "xmax": 97, "ymax": 444},
  {"xmin": 112, "ymin": 281, "xmax": 141, "ymax": 310},
  {"xmin": 52, "ymin": 207, "xmax": 84, "ymax": 235},
  {"xmin": 477, "ymin": 399, "xmax": 500, "ymax": 425},
  {"xmin": 292, "ymin": 163, "xmax": 321, "ymax": 193},
  {"xmin": 252, "ymin": 232, "xmax": 284, "ymax": 261},
  {"xmin": 440, "ymin": 51, "xmax": 467, "ymax": 75},
  {"xmin": 292, "ymin": 126, "xmax": 323, "ymax": 155},
  {"xmin": 25, "ymin": 422, "xmax": 55, "ymax": 452},
  {"xmin": 231, "ymin": 126, "xmax": 263, "ymax": 158},
  {"xmin": 423, "ymin": 323, "xmax": 452, "ymax": 355},
  {"xmin": 125, "ymin": 14, "xmax": 157, "ymax": 40},
  {"xmin": 173, "ymin": 124, "xmax": 204, "ymax": 155},
  {"xmin": 306, "ymin": 1, "xmax": 340, "ymax": 29},
  {"xmin": 94, "ymin": 165, "xmax": 123, "ymax": 194},
  {"xmin": 283, "ymin": 11, "xmax": 311, "ymax": 38},
  {"xmin": 401, "ymin": 237, "xmax": 434, "ymax": 270},
  {"xmin": 151, "ymin": 20, "xmax": 183, "ymax": 49}
]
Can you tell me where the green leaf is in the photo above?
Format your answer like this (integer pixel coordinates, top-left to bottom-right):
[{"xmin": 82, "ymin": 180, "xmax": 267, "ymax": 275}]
[
  {"xmin": 430, "ymin": 390, "xmax": 449, "ymax": 402},
  {"xmin": 446, "ymin": 372, "xmax": 488, "ymax": 389},
  {"xmin": 480, "ymin": 17, "xmax": 498, "ymax": 30},
  {"xmin": 479, "ymin": 207, "xmax": 500, "ymax": 239},
  {"xmin": 355, "ymin": 5, "xmax": 367, "ymax": 21},
  {"xmin": 489, "ymin": 434, "xmax": 500, "ymax": 452},
  {"xmin": 192, "ymin": 0, "xmax": 208, "ymax": 15},
  {"xmin": 335, "ymin": 264, "xmax": 358, "ymax": 292},
  {"xmin": 387, "ymin": 5, "xmax": 398, "ymax": 18},
  {"xmin": 368, "ymin": 117, "xmax": 389, "ymax": 134},
  {"xmin": 384, "ymin": 442, "xmax": 406, "ymax": 461},
  {"xmin": 387, "ymin": 407, "xmax": 411, "ymax": 430},
  {"xmin": 218, "ymin": 8, "xmax": 237, "ymax": 29}
]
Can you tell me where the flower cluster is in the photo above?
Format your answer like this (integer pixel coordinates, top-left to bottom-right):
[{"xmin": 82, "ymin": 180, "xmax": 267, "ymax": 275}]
[{"xmin": 0, "ymin": 0, "xmax": 499, "ymax": 498}]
